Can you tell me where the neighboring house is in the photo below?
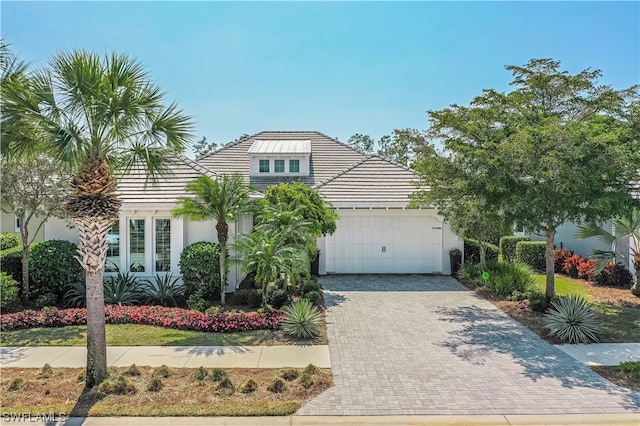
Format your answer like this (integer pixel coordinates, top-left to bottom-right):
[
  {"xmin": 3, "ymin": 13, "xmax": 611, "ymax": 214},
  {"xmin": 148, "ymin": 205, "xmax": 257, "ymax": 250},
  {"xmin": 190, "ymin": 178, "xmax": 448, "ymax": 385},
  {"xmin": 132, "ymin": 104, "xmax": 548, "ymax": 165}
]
[{"xmin": 44, "ymin": 131, "xmax": 463, "ymax": 291}]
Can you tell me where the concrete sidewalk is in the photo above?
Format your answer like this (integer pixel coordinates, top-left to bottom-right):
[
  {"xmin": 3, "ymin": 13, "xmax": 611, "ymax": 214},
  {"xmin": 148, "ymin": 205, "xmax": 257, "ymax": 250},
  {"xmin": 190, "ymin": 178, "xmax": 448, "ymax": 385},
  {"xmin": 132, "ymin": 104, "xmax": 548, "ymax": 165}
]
[
  {"xmin": 555, "ymin": 343, "xmax": 640, "ymax": 366},
  {"xmin": 0, "ymin": 345, "xmax": 331, "ymax": 369}
]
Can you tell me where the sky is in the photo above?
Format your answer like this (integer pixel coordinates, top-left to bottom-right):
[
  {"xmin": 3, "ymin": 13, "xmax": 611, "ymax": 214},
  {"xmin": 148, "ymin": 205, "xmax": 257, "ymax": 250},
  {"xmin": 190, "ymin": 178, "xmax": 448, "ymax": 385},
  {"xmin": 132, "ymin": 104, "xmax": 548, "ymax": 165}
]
[{"xmin": 2, "ymin": 1, "xmax": 638, "ymax": 155}]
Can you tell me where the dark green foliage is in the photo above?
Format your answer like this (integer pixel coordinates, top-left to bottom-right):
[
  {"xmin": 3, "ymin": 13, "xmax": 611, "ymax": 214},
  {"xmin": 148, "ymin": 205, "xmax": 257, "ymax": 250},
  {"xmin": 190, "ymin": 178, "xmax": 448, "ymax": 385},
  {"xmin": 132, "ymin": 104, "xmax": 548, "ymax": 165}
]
[
  {"xmin": 98, "ymin": 375, "xmax": 137, "ymax": 395},
  {"xmin": 0, "ymin": 233, "xmax": 20, "ymax": 250},
  {"xmin": 191, "ymin": 366, "xmax": 208, "ymax": 382},
  {"xmin": 300, "ymin": 278, "xmax": 321, "ymax": 295},
  {"xmin": 103, "ymin": 271, "xmax": 143, "ymax": 305},
  {"xmin": 487, "ymin": 262, "xmax": 535, "ymax": 296},
  {"xmin": 269, "ymin": 288, "xmax": 289, "ymax": 309},
  {"xmin": 241, "ymin": 378, "xmax": 258, "ymax": 393},
  {"xmin": 279, "ymin": 368, "xmax": 300, "ymax": 381},
  {"xmin": 187, "ymin": 292, "xmax": 207, "ymax": 312},
  {"xmin": 0, "ymin": 272, "xmax": 19, "ymax": 308},
  {"xmin": 63, "ymin": 275, "xmax": 87, "ymax": 308},
  {"xmin": 143, "ymin": 273, "xmax": 185, "ymax": 306},
  {"xmin": 267, "ymin": 377, "xmax": 286, "ymax": 393},
  {"xmin": 247, "ymin": 289, "xmax": 262, "ymax": 309},
  {"xmin": 304, "ymin": 290, "xmax": 321, "ymax": 305},
  {"xmin": 8, "ymin": 377, "xmax": 24, "ymax": 391},
  {"xmin": 463, "ymin": 240, "xmax": 499, "ymax": 265},
  {"xmin": 515, "ymin": 241, "xmax": 546, "ymax": 272},
  {"xmin": 0, "ymin": 247, "xmax": 22, "ymax": 283},
  {"xmin": 594, "ymin": 263, "xmax": 634, "ymax": 288},
  {"xmin": 616, "ymin": 361, "xmax": 640, "ymax": 380},
  {"xmin": 528, "ymin": 291, "xmax": 550, "ymax": 312},
  {"xmin": 510, "ymin": 290, "xmax": 531, "ymax": 301},
  {"xmin": 210, "ymin": 368, "xmax": 227, "ymax": 382},
  {"xmin": 123, "ymin": 364, "xmax": 141, "ymax": 377},
  {"xmin": 152, "ymin": 365, "xmax": 172, "ymax": 379},
  {"xmin": 146, "ymin": 377, "xmax": 163, "ymax": 392},
  {"xmin": 216, "ymin": 377, "xmax": 235, "ymax": 395},
  {"xmin": 297, "ymin": 372, "xmax": 315, "ymax": 389},
  {"xmin": 178, "ymin": 241, "xmax": 221, "ymax": 302},
  {"xmin": 229, "ymin": 289, "xmax": 250, "ymax": 305},
  {"xmin": 29, "ymin": 240, "xmax": 82, "ymax": 298},
  {"xmin": 34, "ymin": 292, "xmax": 57, "ymax": 309},
  {"xmin": 500, "ymin": 236, "xmax": 530, "ymax": 262}
]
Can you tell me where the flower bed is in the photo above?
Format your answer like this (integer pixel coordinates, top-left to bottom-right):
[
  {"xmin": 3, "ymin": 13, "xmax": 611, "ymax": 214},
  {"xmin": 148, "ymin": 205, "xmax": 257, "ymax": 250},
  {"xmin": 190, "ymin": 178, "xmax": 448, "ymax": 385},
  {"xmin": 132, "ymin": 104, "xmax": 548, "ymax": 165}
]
[{"xmin": 0, "ymin": 305, "xmax": 285, "ymax": 333}]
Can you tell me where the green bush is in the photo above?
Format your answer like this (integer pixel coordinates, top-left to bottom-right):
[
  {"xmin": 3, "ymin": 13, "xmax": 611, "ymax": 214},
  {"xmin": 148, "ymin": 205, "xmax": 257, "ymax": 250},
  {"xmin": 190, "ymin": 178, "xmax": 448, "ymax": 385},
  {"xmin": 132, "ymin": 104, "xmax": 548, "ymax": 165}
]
[
  {"xmin": 30, "ymin": 240, "xmax": 82, "ymax": 299},
  {"xmin": 63, "ymin": 275, "xmax": 86, "ymax": 307},
  {"xmin": 103, "ymin": 271, "xmax": 144, "ymax": 305},
  {"xmin": 304, "ymin": 290, "xmax": 321, "ymax": 305},
  {"xmin": 34, "ymin": 292, "xmax": 57, "ymax": 309},
  {"xmin": 616, "ymin": 361, "xmax": 640, "ymax": 380},
  {"xmin": 463, "ymin": 239, "xmax": 499, "ymax": 265},
  {"xmin": 187, "ymin": 292, "xmax": 207, "ymax": 312},
  {"xmin": 297, "ymin": 372, "xmax": 315, "ymax": 389},
  {"xmin": 146, "ymin": 377, "xmax": 163, "ymax": 392},
  {"xmin": 0, "ymin": 233, "xmax": 20, "ymax": 250},
  {"xmin": 528, "ymin": 291, "xmax": 551, "ymax": 312},
  {"xmin": 205, "ymin": 306, "xmax": 223, "ymax": 314},
  {"xmin": 142, "ymin": 273, "xmax": 185, "ymax": 307},
  {"xmin": 499, "ymin": 236, "xmax": 530, "ymax": 262},
  {"xmin": 179, "ymin": 241, "xmax": 221, "ymax": 303},
  {"xmin": 458, "ymin": 263, "xmax": 483, "ymax": 287},
  {"xmin": 0, "ymin": 272, "xmax": 19, "ymax": 308},
  {"xmin": 300, "ymin": 278, "xmax": 321, "ymax": 295},
  {"xmin": 281, "ymin": 299, "xmax": 322, "ymax": 339},
  {"xmin": 152, "ymin": 365, "xmax": 172, "ymax": 379},
  {"xmin": 0, "ymin": 247, "xmax": 23, "ymax": 284},
  {"xmin": 98, "ymin": 375, "xmax": 137, "ymax": 395},
  {"xmin": 229, "ymin": 289, "xmax": 250, "ymax": 305},
  {"xmin": 247, "ymin": 289, "xmax": 263, "ymax": 309},
  {"xmin": 486, "ymin": 262, "xmax": 535, "ymax": 297},
  {"xmin": 543, "ymin": 295, "xmax": 602, "ymax": 343},
  {"xmin": 210, "ymin": 368, "xmax": 228, "ymax": 382},
  {"xmin": 515, "ymin": 241, "xmax": 546, "ymax": 272},
  {"xmin": 269, "ymin": 288, "xmax": 289, "ymax": 309}
]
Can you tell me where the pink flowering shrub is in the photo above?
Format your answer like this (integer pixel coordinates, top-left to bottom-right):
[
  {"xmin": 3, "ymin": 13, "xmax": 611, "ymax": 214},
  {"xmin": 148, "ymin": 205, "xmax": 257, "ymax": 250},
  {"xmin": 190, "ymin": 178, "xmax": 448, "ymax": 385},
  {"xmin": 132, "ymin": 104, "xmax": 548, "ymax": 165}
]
[{"xmin": 1, "ymin": 305, "xmax": 285, "ymax": 333}]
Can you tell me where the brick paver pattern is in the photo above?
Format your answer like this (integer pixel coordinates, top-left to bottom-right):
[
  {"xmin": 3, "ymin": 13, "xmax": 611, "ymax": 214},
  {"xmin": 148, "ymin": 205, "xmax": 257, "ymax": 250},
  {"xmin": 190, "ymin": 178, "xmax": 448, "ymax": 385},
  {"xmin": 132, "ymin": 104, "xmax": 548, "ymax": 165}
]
[{"xmin": 297, "ymin": 275, "xmax": 640, "ymax": 415}]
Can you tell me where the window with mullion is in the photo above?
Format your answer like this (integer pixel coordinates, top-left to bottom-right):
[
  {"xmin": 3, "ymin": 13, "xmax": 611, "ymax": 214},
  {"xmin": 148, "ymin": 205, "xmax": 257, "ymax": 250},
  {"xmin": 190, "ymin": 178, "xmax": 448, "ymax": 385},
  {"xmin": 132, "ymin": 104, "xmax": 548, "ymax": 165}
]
[
  {"xmin": 274, "ymin": 159, "xmax": 285, "ymax": 173},
  {"xmin": 289, "ymin": 159, "xmax": 300, "ymax": 173},
  {"xmin": 155, "ymin": 219, "xmax": 171, "ymax": 272},
  {"xmin": 259, "ymin": 159, "xmax": 270, "ymax": 173}
]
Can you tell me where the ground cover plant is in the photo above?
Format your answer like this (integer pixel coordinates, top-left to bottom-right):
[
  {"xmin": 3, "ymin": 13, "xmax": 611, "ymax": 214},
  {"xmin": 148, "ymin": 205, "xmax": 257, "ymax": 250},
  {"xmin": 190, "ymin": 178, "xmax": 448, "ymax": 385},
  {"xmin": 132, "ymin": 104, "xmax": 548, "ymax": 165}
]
[{"xmin": 0, "ymin": 365, "xmax": 332, "ymax": 416}]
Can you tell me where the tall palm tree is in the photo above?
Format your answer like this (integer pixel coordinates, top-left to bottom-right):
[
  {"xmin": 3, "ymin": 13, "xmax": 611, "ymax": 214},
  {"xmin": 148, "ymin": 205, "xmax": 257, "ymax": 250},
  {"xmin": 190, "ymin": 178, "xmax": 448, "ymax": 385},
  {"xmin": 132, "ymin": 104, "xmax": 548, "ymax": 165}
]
[
  {"xmin": 172, "ymin": 174, "xmax": 252, "ymax": 304},
  {"xmin": 254, "ymin": 204, "xmax": 317, "ymax": 257},
  {"xmin": 2, "ymin": 51, "xmax": 193, "ymax": 387},
  {"xmin": 577, "ymin": 208, "xmax": 640, "ymax": 296}
]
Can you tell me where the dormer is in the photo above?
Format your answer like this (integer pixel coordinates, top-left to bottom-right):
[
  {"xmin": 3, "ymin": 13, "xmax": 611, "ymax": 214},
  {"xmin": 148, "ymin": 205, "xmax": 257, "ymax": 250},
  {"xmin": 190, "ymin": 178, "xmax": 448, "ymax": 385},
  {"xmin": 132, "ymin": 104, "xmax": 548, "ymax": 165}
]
[{"xmin": 248, "ymin": 140, "xmax": 311, "ymax": 177}]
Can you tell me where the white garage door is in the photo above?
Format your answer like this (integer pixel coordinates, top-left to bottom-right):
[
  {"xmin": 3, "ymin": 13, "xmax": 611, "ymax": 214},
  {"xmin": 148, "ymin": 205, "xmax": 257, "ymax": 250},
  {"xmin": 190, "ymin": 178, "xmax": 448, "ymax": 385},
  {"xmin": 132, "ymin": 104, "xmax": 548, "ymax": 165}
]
[{"xmin": 325, "ymin": 213, "xmax": 442, "ymax": 274}]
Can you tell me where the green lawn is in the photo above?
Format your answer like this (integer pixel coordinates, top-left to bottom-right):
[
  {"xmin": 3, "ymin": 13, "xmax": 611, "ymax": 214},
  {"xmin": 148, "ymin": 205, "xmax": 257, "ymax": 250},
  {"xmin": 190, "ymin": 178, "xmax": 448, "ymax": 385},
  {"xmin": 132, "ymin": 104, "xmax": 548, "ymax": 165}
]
[
  {"xmin": 533, "ymin": 274, "xmax": 589, "ymax": 298},
  {"xmin": 0, "ymin": 324, "xmax": 277, "ymax": 347}
]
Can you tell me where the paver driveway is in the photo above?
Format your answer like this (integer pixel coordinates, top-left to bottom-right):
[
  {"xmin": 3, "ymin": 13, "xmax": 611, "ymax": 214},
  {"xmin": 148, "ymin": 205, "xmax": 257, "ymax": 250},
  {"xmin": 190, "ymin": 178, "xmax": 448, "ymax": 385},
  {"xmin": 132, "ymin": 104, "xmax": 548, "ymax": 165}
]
[{"xmin": 298, "ymin": 275, "xmax": 640, "ymax": 416}]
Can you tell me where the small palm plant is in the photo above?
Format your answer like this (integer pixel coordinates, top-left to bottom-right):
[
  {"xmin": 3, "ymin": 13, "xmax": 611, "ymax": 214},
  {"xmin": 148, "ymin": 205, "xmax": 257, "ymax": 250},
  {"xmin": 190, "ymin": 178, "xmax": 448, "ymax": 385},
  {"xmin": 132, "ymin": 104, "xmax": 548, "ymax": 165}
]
[
  {"xmin": 142, "ymin": 273, "xmax": 185, "ymax": 306},
  {"xmin": 281, "ymin": 299, "xmax": 322, "ymax": 339},
  {"xmin": 543, "ymin": 295, "xmax": 602, "ymax": 344},
  {"xmin": 103, "ymin": 271, "xmax": 143, "ymax": 306}
]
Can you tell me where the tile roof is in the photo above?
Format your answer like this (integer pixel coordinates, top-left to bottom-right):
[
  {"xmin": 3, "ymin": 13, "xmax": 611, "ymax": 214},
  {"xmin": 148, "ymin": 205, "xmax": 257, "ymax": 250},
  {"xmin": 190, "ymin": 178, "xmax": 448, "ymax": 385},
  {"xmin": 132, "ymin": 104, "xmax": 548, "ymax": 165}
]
[
  {"xmin": 313, "ymin": 156, "xmax": 420, "ymax": 208},
  {"xmin": 197, "ymin": 131, "xmax": 368, "ymax": 192}
]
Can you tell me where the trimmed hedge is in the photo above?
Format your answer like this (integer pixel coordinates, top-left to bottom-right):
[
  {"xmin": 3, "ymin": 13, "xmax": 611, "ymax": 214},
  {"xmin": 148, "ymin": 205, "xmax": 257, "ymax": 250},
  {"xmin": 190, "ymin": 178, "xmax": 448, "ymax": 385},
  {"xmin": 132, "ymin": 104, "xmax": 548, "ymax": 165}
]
[
  {"xmin": 0, "ymin": 233, "xmax": 20, "ymax": 250},
  {"xmin": 0, "ymin": 246, "xmax": 23, "ymax": 283},
  {"xmin": 499, "ymin": 236, "xmax": 530, "ymax": 262},
  {"xmin": 515, "ymin": 241, "xmax": 546, "ymax": 272},
  {"xmin": 30, "ymin": 240, "xmax": 83, "ymax": 299},
  {"xmin": 463, "ymin": 239, "xmax": 499, "ymax": 265},
  {"xmin": 179, "ymin": 241, "xmax": 222, "ymax": 302},
  {"xmin": 0, "ymin": 272, "xmax": 19, "ymax": 308}
]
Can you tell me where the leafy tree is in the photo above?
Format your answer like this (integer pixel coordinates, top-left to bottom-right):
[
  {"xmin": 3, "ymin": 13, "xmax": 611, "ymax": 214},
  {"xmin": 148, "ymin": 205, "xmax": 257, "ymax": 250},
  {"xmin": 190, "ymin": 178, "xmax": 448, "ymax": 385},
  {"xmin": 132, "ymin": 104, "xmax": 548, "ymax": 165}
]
[
  {"xmin": 412, "ymin": 58, "xmax": 640, "ymax": 299},
  {"xmin": 192, "ymin": 136, "xmax": 218, "ymax": 158},
  {"xmin": 2, "ymin": 51, "xmax": 193, "ymax": 387},
  {"xmin": 0, "ymin": 154, "xmax": 71, "ymax": 302},
  {"xmin": 577, "ymin": 209, "xmax": 640, "ymax": 296},
  {"xmin": 262, "ymin": 182, "xmax": 338, "ymax": 238},
  {"xmin": 377, "ymin": 128, "xmax": 426, "ymax": 167},
  {"xmin": 172, "ymin": 174, "xmax": 252, "ymax": 304},
  {"xmin": 346, "ymin": 133, "xmax": 374, "ymax": 152}
]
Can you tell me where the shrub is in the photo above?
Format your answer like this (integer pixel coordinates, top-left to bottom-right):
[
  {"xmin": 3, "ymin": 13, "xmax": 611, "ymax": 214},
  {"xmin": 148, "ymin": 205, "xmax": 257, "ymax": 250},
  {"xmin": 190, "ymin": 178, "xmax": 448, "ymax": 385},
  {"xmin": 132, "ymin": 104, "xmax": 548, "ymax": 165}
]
[
  {"xmin": 616, "ymin": 361, "xmax": 640, "ymax": 380},
  {"xmin": 187, "ymin": 292, "xmax": 207, "ymax": 312},
  {"xmin": 216, "ymin": 377, "xmax": 235, "ymax": 395},
  {"xmin": 577, "ymin": 259, "xmax": 597, "ymax": 281},
  {"xmin": 179, "ymin": 242, "xmax": 221, "ymax": 302},
  {"xmin": 0, "ymin": 272, "xmax": 19, "ymax": 308},
  {"xmin": 123, "ymin": 364, "xmax": 141, "ymax": 377},
  {"xmin": 281, "ymin": 299, "xmax": 322, "ymax": 339},
  {"xmin": 205, "ymin": 306, "xmax": 223, "ymax": 315},
  {"xmin": 147, "ymin": 377, "xmax": 163, "ymax": 392},
  {"xmin": 279, "ymin": 368, "xmax": 300, "ymax": 381},
  {"xmin": 38, "ymin": 363, "xmax": 54, "ymax": 379},
  {"xmin": 499, "ymin": 236, "xmax": 530, "ymax": 262},
  {"xmin": 247, "ymin": 289, "xmax": 263, "ymax": 309},
  {"xmin": 98, "ymin": 375, "xmax": 137, "ymax": 395},
  {"xmin": 210, "ymin": 368, "xmax": 227, "ymax": 382},
  {"xmin": 297, "ymin": 372, "xmax": 315, "ymax": 389},
  {"xmin": 30, "ymin": 240, "xmax": 83, "ymax": 299},
  {"xmin": 104, "ymin": 271, "xmax": 144, "ymax": 305},
  {"xmin": 304, "ymin": 290, "xmax": 321, "ymax": 305},
  {"xmin": 486, "ymin": 262, "xmax": 535, "ymax": 297},
  {"xmin": 543, "ymin": 295, "xmax": 602, "ymax": 344},
  {"xmin": 553, "ymin": 248, "xmax": 573, "ymax": 273},
  {"xmin": 269, "ymin": 288, "xmax": 289, "ymax": 309},
  {"xmin": 152, "ymin": 365, "xmax": 172, "ymax": 379},
  {"xmin": 229, "ymin": 289, "xmax": 250, "ymax": 305},
  {"xmin": 463, "ymin": 239, "xmax": 499, "ymax": 265},
  {"xmin": 515, "ymin": 241, "xmax": 546, "ymax": 272},
  {"xmin": 302, "ymin": 364, "xmax": 319, "ymax": 375},
  {"xmin": 241, "ymin": 378, "xmax": 258, "ymax": 393},
  {"xmin": 562, "ymin": 255, "xmax": 583, "ymax": 278},
  {"xmin": 0, "ymin": 247, "xmax": 22, "ymax": 284},
  {"xmin": 63, "ymin": 275, "xmax": 87, "ymax": 308},
  {"xmin": 191, "ymin": 366, "xmax": 208, "ymax": 382},
  {"xmin": 267, "ymin": 378, "xmax": 286, "ymax": 393},
  {"xmin": 458, "ymin": 263, "xmax": 483, "ymax": 287},
  {"xmin": 8, "ymin": 377, "xmax": 24, "ymax": 391},
  {"xmin": 34, "ymin": 292, "xmax": 57, "ymax": 309},
  {"xmin": 142, "ymin": 273, "xmax": 185, "ymax": 307},
  {"xmin": 300, "ymin": 278, "xmax": 321, "ymax": 295},
  {"xmin": 594, "ymin": 263, "xmax": 634, "ymax": 288},
  {"xmin": 0, "ymin": 233, "xmax": 20, "ymax": 250},
  {"xmin": 528, "ymin": 291, "xmax": 549, "ymax": 312},
  {"xmin": 510, "ymin": 290, "xmax": 531, "ymax": 301}
]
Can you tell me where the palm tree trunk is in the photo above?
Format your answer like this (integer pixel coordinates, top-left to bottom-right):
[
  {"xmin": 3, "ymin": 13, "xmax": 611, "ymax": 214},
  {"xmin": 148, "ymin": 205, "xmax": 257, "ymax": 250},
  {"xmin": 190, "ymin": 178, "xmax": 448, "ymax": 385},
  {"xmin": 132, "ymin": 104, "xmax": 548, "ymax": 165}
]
[
  {"xmin": 76, "ymin": 217, "xmax": 112, "ymax": 387},
  {"xmin": 216, "ymin": 221, "xmax": 229, "ymax": 305}
]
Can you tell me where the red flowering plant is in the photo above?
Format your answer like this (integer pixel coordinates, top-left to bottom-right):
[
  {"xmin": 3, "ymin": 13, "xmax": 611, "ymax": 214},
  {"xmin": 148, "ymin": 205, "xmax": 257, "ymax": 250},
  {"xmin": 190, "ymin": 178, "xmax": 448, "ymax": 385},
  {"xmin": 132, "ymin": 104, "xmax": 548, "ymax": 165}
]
[
  {"xmin": 1, "ymin": 305, "xmax": 285, "ymax": 333},
  {"xmin": 577, "ymin": 259, "xmax": 597, "ymax": 281},
  {"xmin": 562, "ymin": 255, "xmax": 583, "ymax": 278}
]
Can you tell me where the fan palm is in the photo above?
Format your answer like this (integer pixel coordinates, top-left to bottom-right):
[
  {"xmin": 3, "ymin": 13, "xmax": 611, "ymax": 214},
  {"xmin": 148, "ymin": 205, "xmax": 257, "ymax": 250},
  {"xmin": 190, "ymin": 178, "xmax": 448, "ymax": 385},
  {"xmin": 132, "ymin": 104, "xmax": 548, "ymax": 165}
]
[
  {"xmin": 172, "ymin": 174, "xmax": 252, "ymax": 304},
  {"xmin": 254, "ymin": 204, "xmax": 317, "ymax": 257},
  {"xmin": 2, "ymin": 51, "xmax": 193, "ymax": 387},
  {"xmin": 577, "ymin": 208, "xmax": 640, "ymax": 296}
]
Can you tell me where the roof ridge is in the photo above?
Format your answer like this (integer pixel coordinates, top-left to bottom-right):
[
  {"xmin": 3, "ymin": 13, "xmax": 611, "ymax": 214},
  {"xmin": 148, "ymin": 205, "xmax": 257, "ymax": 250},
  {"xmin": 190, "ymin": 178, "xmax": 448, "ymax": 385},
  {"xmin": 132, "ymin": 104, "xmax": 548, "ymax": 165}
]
[
  {"xmin": 196, "ymin": 133, "xmax": 258, "ymax": 161},
  {"xmin": 366, "ymin": 153, "xmax": 417, "ymax": 174},
  {"xmin": 178, "ymin": 154, "xmax": 218, "ymax": 177},
  {"xmin": 313, "ymin": 156, "xmax": 372, "ymax": 189}
]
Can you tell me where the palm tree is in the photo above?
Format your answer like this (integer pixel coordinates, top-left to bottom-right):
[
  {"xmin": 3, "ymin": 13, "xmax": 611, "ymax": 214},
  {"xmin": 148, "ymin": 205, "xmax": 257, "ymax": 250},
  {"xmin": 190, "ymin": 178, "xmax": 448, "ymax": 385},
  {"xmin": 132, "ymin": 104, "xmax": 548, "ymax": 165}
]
[
  {"xmin": 172, "ymin": 174, "xmax": 252, "ymax": 304},
  {"xmin": 235, "ymin": 232, "xmax": 308, "ymax": 306},
  {"xmin": 2, "ymin": 51, "xmax": 193, "ymax": 387},
  {"xmin": 254, "ymin": 203, "xmax": 317, "ymax": 257},
  {"xmin": 577, "ymin": 208, "xmax": 640, "ymax": 296}
]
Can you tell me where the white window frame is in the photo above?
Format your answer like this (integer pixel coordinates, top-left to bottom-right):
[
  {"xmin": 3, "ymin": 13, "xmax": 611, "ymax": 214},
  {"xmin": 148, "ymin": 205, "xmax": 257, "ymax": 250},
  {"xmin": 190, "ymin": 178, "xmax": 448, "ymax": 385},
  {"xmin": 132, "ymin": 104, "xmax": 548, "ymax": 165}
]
[
  {"xmin": 259, "ymin": 159, "xmax": 270, "ymax": 173},
  {"xmin": 153, "ymin": 217, "xmax": 172, "ymax": 274},
  {"xmin": 128, "ymin": 217, "xmax": 148, "ymax": 274},
  {"xmin": 289, "ymin": 159, "xmax": 300, "ymax": 173},
  {"xmin": 274, "ymin": 159, "xmax": 285, "ymax": 173}
]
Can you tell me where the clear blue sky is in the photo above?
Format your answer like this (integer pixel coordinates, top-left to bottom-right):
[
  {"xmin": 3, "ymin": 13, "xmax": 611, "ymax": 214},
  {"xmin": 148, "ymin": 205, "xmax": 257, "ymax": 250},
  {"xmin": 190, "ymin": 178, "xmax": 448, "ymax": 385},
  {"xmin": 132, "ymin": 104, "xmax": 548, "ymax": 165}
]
[{"xmin": 2, "ymin": 1, "xmax": 638, "ymax": 153}]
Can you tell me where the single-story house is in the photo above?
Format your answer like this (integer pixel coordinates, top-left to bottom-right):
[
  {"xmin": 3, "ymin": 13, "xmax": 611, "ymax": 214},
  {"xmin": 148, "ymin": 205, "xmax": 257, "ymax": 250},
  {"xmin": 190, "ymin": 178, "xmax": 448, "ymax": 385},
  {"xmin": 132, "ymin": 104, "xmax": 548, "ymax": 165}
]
[{"xmin": 44, "ymin": 131, "xmax": 462, "ymax": 291}]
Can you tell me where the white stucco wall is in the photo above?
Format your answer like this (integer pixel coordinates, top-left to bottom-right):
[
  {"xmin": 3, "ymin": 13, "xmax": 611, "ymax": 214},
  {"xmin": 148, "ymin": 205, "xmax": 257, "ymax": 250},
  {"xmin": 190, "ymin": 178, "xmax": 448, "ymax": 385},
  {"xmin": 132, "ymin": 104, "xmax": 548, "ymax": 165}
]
[
  {"xmin": 528, "ymin": 221, "xmax": 613, "ymax": 259},
  {"xmin": 249, "ymin": 155, "xmax": 309, "ymax": 176}
]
